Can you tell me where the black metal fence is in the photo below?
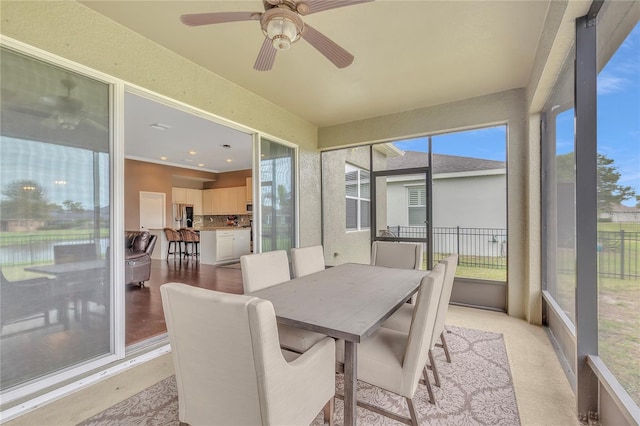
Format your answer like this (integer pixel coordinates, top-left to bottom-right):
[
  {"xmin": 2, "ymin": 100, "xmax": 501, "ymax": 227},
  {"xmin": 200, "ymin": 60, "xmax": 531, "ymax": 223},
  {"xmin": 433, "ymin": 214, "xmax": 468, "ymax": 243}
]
[
  {"xmin": 386, "ymin": 226, "xmax": 640, "ymax": 279},
  {"xmin": 386, "ymin": 226, "xmax": 507, "ymax": 270},
  {"xmin": 0, "ymin": 233, "xmax": 108, "ymax": 266},
  {"xmin": 598, "ymin": 230, "xmax": 640, "ymax": 280}
]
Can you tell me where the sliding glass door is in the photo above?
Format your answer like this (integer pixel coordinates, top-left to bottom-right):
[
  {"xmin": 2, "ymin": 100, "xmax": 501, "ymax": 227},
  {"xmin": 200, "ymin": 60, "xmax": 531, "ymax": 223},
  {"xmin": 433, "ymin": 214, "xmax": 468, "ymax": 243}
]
[{"xmin": 0, "ymin": 47, "xmax": 113, "ymax": 393}]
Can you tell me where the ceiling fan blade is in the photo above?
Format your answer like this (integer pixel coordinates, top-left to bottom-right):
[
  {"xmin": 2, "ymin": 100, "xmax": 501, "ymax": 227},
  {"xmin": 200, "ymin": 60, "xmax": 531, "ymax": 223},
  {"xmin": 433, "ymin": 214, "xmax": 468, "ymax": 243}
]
[
  {"xmin": 302, "ymin": 0, "xmax": 373, "ymax": 15},
  {"xmin": 302, "ymin": 24, "xmax": 354, "ymax": 68},
  {"xmin": 254, "ymin": 38, "xmax": 277, "ymax": 71},
  {"xmin": 180, "ymin": 11, "xmax": 259, "ymax": 26}
]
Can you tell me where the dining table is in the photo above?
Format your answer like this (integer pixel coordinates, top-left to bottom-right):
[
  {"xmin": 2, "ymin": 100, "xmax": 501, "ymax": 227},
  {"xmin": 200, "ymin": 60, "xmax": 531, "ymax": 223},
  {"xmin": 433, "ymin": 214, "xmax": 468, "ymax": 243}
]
[
  {"xmin": 25, "ymin": 259, "xmax": 107, "ymax": 325},
  {"xmin": 248, "ymin": 262, "xmax": 427, "ymax": 426}
]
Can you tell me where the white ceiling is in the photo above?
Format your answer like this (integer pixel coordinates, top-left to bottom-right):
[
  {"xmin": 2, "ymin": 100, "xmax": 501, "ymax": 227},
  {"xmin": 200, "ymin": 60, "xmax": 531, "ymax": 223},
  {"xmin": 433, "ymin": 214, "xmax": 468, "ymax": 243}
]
[
  {"xmin": 124, "ymin": 92, "xmax": 253, "ymax": 173},
  {"xmin": 81, "ymin": 0, "xmax": 551, "ymax": 127}
]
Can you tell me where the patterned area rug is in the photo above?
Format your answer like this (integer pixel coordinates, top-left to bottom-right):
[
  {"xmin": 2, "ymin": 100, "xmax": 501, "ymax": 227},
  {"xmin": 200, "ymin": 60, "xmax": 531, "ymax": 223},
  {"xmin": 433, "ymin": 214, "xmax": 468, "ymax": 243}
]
[{"xmin": 80, "ymin": 326, "xmax": 519, "ymax": 425}]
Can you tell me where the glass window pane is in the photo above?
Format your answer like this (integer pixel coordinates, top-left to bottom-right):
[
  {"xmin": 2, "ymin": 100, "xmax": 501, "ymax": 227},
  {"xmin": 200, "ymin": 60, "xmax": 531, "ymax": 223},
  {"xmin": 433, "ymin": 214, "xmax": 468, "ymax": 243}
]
[
  {"xmin": 260, "ymin": 139, "xmax": 295, "ymax": 253},
  {"xmin": 0, "ymin": 47, "xmax": 111, "ymax": 390},
  {"xmin": 360, "ymin": 200, "xmax": 370, "ymax": 228},
  {"xmin": 597, "ymin": 20, "xmax": 640, "ymax": 406},
  {"xmin": 432, "ymin": 126, "xmax": 507, "ymax": 280},
  {"xmin": 346, "ymin": 198, "xmax": 357, "ymax": 229},
  {"xmin": 360, "ymin": 170, "xmax": 370, "ymax": 200}
]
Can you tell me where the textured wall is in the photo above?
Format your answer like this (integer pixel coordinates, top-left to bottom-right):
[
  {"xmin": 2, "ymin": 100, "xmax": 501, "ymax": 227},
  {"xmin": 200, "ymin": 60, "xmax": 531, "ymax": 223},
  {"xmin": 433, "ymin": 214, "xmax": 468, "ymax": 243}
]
[{"xmin": 124, "ymin": 159, "xmax": 218, "ymax": 229}]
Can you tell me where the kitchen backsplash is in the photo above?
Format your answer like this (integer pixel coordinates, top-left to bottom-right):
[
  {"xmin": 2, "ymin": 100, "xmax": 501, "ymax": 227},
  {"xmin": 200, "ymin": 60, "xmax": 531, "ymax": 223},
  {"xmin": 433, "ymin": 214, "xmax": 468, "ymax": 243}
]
[{"xmin": 194, "ymin": 215, "xmax": 252, "ymax": 228}]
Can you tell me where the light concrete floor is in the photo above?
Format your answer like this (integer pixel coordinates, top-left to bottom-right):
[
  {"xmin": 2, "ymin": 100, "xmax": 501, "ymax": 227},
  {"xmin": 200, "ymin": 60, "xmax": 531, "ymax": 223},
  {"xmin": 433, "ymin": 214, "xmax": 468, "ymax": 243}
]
[{"xmin": 4, "ymin": 306, "xmax": 578, "ymax": 426}]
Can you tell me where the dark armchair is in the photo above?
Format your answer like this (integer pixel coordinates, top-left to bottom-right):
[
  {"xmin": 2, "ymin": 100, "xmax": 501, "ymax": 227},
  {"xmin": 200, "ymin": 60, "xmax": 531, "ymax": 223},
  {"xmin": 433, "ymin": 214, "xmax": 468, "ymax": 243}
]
[{"xmin": 125, "ymin": 231, "xmax": 157, "ymax": 288}]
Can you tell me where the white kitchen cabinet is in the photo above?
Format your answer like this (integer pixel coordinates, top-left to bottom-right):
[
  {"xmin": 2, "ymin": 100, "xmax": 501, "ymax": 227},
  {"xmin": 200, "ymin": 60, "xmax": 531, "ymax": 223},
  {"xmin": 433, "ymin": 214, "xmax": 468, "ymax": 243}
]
[
  {"xmin": 246, "ymin": 177, "xmax": 253, "ymax": 202},
  {"xmin": 216, "ymin": 232, "xmax": 235, "ymax": 261},
  {"xmin": 172, "ymin": 187, "xmax": 187, "ymax": 204},
  {"xmin": 199, "ymin": 229, "xmax": 251, "ymax": 265},
  {"xmin": 186, "ymin": 189, "xmax": 203, "ymax": 215}
]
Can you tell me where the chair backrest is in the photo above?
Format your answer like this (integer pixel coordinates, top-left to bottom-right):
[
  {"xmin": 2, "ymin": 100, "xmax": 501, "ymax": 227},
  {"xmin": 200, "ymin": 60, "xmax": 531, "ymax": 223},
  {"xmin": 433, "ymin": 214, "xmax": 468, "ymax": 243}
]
[
  {"xmin": 400, "ymin": 263, "xmax": 445, "ymax": 397},
  {"xmin": 53, "ymin": 243, "xmax": 98, "ymax": 264},
  {"xmin": 430, "ymin": 254, "xmax": 459, "ymax": 348},
  {"xmin": 291, "ymin": 245, "xmax": 325, "ymax": 278},
  {"xmin": 163, "ymin": 228, "xmax": 181, "ymax": 241},
  {"xmin": 371, "ymin": 241, "xmax": 422, "ymax": 270},
  {"xmin": 240, "ymin": 250, "xmax": 291, "ymax": 293},
  {"xmin": 179, "ymin": 228, "xmax": 199, "ymax": 242},
  {"xmin": 161, "ymin": 283, "xmax": 288, "ymax": 426}
]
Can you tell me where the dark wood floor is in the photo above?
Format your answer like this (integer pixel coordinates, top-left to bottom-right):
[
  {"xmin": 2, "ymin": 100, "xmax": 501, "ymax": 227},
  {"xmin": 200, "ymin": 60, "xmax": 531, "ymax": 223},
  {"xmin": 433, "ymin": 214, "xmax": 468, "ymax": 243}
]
[{"xmin": 126, "ymin": 258, "xmax": 244, "ymax": 345}]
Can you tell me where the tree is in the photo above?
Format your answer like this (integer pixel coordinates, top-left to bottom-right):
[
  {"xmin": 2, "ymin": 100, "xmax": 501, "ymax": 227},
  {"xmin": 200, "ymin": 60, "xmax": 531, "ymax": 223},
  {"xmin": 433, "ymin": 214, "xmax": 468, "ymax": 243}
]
[
  {"xmin": 555, "ymin": 152, "xmax": 636, "ymax": 213},
  {"xmin": 62, "ymin": 200, "xmax": 85, "ymax": 213},
  {"xmin": 0, "ymin": 180, "xmax": 51, "ymax": 220}
]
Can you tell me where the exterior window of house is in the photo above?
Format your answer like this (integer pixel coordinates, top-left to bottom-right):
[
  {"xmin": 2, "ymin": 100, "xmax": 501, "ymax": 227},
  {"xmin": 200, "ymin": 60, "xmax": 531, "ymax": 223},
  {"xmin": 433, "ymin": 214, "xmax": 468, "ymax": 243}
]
[
  {"xmin": 345, "ymin": 164, "xmax": 370, "ymax": 231},
  {"xmin": 407, "ymin": 186, "xmax": 426, "ymax": 226}
]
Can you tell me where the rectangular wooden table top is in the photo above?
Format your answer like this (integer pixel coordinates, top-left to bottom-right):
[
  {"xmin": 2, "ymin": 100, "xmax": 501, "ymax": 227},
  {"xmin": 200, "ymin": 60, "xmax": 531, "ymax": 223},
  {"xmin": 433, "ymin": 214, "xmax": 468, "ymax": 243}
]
[
  {"xmin": 249, "ymin": 263, "xmax": 426, "ymax": 343},
  {"xmin": 25, "ymin": 259, "xmax": 106, "ymax": 276}
]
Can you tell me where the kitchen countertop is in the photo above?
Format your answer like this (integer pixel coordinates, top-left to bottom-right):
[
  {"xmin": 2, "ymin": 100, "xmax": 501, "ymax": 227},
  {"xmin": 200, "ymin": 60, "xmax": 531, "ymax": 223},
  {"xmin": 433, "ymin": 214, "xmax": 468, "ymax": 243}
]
[{"xmin": 196, "ymin": 227, "xmax": 251, "ymax": 231}]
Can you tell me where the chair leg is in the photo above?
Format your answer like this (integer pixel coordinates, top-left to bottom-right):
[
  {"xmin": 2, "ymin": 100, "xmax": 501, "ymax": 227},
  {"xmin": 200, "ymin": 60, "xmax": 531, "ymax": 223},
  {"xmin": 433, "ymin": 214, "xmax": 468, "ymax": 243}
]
[
  {"xmin": 429, "ymin": 348, "xmax": 441, "ymax": 387},
  {"xmin": 422, "ymin": 366, "xmax": 436, "ymax": 405},
  {"xmin": 440, "ymin": 331, "xmax": 452, "ymax": 363},
  {"xmin": 323, "ymin": 397, "xmax": 334, "ymax": 425},
  {"xmin": 406, "ymin": 397, "xmax": 419, "ymax": 425}
]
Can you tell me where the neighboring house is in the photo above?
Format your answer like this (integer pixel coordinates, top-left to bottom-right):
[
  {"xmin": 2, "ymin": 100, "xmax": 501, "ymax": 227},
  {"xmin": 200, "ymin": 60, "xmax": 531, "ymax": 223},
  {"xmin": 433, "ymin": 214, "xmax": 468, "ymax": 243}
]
[
  {"xmin": 601, "ymin": 204, "xmax": 640, "ymax": 222},
  {"xmin": 386, "ymin": 151, "xmax": 506, "ymax": 229}
]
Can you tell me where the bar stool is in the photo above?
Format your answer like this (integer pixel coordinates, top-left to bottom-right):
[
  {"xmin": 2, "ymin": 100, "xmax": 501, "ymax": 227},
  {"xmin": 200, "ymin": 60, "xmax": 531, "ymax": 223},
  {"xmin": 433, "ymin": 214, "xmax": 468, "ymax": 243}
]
[
  {"xmin": 179, "ymin": 228, "xmax": 200, "ymax": 259},
  {"xmin": 163, "ymin": 228, "xmax": 183, "ymax": 259}
]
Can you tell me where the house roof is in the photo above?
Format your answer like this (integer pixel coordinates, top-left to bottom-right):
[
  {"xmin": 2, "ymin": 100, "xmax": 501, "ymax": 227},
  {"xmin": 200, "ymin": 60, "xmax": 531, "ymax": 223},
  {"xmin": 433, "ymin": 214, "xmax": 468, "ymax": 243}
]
[{"xmin": 387, "ymin": 151, "xmax": 505, "ymax": 174}]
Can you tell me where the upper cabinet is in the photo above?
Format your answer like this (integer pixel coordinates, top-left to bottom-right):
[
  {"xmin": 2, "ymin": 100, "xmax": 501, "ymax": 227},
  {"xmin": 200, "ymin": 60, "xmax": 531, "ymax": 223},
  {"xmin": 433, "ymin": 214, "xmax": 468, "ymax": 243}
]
[
  {"xmin": 172, "ymin": 187, "xmax": 187, "ymax": 204},
  {"xmin": 246, "ymin": 177, "xmax": 253, "ymax": 203},
  {"xmin": 172, "ymin": 187, "xmax": 203, "ymax": 215},
  {"xmin": 202, "ymin": 186, "xmax": 247, "ymax": 215}
]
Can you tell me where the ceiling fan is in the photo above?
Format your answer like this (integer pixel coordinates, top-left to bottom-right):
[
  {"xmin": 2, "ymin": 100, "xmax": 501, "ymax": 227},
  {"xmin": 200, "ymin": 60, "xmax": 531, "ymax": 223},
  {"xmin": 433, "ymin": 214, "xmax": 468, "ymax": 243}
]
[{"xmin": 180, "ymin": 0, "xmax": 372, "ymax": 71}]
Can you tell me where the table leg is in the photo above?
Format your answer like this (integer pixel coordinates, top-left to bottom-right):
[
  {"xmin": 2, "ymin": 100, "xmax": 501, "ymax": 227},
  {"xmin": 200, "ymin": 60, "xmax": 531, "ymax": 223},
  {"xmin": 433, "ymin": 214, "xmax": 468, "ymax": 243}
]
[{"xmin": 344, "ymin": 340, "xmax": 358, "ymax": 426}]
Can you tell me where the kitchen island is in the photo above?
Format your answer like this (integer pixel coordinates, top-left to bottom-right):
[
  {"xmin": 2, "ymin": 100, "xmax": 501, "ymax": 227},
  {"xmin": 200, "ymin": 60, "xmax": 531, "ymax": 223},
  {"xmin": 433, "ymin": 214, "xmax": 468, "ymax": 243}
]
[{"xmin": 199, "ymin": 228, "xmax": 251, "ymax": 265}]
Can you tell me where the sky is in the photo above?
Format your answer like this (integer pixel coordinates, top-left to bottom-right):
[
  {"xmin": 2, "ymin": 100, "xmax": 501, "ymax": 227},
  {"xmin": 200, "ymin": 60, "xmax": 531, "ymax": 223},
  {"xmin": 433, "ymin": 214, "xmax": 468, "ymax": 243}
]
[{"xmin": 394, "ymin": 22, "xmax": 639, "ymax": 207}]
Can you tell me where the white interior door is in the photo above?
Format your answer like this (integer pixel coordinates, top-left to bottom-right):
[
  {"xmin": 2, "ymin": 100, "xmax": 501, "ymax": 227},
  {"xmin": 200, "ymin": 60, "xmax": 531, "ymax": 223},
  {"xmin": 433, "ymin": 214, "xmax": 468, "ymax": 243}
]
[{"xmin": 139, "ymin": 191, "xmax": 165, "ymax": 231}]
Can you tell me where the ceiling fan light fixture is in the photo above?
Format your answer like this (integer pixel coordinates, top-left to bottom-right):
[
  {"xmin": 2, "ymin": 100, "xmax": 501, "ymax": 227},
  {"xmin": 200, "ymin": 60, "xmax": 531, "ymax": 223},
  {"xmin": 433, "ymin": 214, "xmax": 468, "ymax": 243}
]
[
  {"xmin": 56, "ymin": 111, "xmax": 81, "ymax": 130},
  {"xmin": 262, "ymin": 8, "xmax": 303, "ymax": 51}
]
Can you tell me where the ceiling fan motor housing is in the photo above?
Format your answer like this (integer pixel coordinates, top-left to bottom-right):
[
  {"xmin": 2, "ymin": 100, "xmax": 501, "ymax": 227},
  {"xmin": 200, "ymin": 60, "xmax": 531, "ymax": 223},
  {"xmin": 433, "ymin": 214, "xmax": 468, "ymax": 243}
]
[{"xmin": 261, "ymin": 7, "xmax": 304, "ymax": 50}]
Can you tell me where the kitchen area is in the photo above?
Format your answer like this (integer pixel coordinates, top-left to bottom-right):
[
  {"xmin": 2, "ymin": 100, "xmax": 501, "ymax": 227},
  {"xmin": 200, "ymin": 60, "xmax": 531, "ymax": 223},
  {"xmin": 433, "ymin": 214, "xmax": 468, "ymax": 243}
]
[
  {"xmin": 169, "ymin": 177, "xmax": 253, "ymax": 265},
  {"xmin": 123, "ymin": 90, "xmax": 257, "ymax": 266}
]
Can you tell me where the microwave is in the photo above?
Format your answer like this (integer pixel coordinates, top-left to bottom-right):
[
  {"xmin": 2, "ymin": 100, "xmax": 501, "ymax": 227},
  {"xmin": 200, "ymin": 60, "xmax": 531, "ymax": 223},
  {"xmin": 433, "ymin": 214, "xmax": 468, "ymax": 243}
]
[{"xmin": 246, "ymin": 203, "xmax": 253, "ymax": 212}]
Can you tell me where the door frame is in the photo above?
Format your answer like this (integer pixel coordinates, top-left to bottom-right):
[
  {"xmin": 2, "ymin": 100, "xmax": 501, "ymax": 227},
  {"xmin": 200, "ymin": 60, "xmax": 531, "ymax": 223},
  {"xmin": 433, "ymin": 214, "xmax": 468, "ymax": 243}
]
[{"xmin": 370, "ymin": 166, "xmax": 432, "ymax": 268}]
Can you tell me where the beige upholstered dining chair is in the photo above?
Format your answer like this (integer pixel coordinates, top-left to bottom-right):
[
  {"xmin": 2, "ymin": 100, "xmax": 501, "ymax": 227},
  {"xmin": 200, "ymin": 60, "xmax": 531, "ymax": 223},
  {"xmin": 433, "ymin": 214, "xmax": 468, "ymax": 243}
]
[
  {"xmin": 371, "ymin": 241, "xmax": 423, "ymax": 270},
  {"xmin": 371, "ymin": 240, "xmax": 423, "ymax": 303},
  {"xmin": 381, "ymin": 254, "xmax": 459, "ymax": 393},
  {"xmin": 291, "ymin": 245, "xmax": 325, "ymax": 278},
  {"xmin": 240, "ymin": 251, "xmax": 327, "ymax": 353},
  {"xmin": 160, "ymin": 283, "xmax": 336, "ymax": 426},
  {"xmin": 335, "ymin": 264, "xmax": 446, "ymax": 424}
]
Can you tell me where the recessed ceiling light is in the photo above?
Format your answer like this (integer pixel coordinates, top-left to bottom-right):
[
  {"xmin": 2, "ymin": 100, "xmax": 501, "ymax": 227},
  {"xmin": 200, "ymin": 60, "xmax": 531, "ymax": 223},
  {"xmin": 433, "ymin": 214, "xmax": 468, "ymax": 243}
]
[
  {"xmin": 54, "ymin": 180, "xmax": 67, "ymax": 185},
  {"xmin": 189, "ymin": 151, "xmax": 197, "ymax": 156},
  {"xmin": 222, "ymin": 144, "xmax": 231, "ymax": 149},
  {"xmin": 149, "ymin": 123, "xmax": 171, "ymax": 131},
  {"xmin": 198, "ymin": 163, "xmax": 205, "ymax": 167},
  {"xmin": 226, "ymin": 159, "xmax": 232, "ymax": 163},
  {"xmin": 160, "ymin": 156, "xmax": 168, "ymax": 160},
  {"xmin": 184, "ymin": 159, "xmax": 194, "ymax": 163}
]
